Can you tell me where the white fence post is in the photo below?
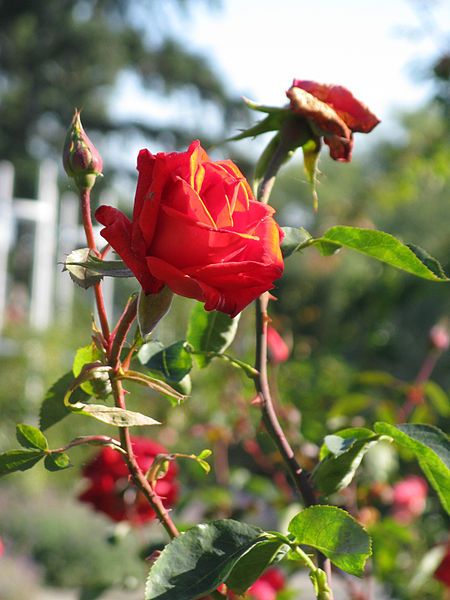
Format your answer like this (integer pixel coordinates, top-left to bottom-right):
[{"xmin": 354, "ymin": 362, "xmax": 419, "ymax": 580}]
[
  {"xmin": 29, "ymin": 160, "xmax": 58, "ymax": 330},
  {"xmin": 0, "ymin": 161, "xmax": 14, "ymax": 335}
]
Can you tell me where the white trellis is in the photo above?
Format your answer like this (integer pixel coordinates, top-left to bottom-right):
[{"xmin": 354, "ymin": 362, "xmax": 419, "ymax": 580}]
[{"xmin": 0, "ymin": 160, "xmax": 115, "ymax": 334}]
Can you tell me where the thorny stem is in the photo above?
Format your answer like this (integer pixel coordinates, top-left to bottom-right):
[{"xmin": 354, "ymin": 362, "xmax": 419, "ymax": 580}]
[
  {"xmin": 255, "ymin": 177, "xmax": 333, "ymax": 593},
  {"xmin": 108, "ymin": 296, "xmax": 138, "ymax": 368},
  {"xmin": 79, "ymin": 187, "xmax": 110, "ymax": 342},
  {"xmin": 112, "ymin": 378, "xmax": 179, "ymax": 539},
  {"xmin": 254, "ymin": 293, "xmax": 316, "ymax": 508}
]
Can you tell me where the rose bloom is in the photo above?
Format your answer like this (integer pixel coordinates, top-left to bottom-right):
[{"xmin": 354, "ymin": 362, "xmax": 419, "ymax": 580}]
[
  {"xmin": 79, "ymin": 437, "xmax": 178, "ymax": 524},
  {"xmin": 286, "ymin": 79, "xmax": 380, "ymax": 162},
  {"xmin": 390, "ymin": 475, "xmax": 428, "ymax": 524},
  {"xmin": 95, "ymin": 141, "xmax": 284, "ymax": 318},
  {"xmin": 267, "ymin": 325, "xmax": 289, "ymax": 364}
]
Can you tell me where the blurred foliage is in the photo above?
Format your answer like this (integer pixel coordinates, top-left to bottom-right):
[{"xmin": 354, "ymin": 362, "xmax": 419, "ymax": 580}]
[{"xmin": 0, "ymin": 0, "xmax": 248, "ymax": 195}]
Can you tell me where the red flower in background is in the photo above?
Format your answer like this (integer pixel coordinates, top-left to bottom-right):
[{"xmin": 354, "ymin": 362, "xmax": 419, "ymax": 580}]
[
  {"xmin": 434, "ymin": 545, "xmax": 450, "ymax": 587},
  {"xmin": 79, "ymin": 437, "xmax": 178, "ymax": 524},
  {"xmin": 267, "ymin": 325, "xmax": 289, "ymax": 364},
  {"xmin": 96, "ymin": 140, "xmax": 284, "ymax": 318},
  {"xmin": 200, "ymin": 567, "xmax": 286, "ymax": 600},
  {"xmin": 286, "ymin": 80, "xmax": 380, "ymax": 162},
  {"xmin": 246, "ymin": 567, "xmax": 286, "ymax": 600},
  {"xmin": 391, "ymin": 475, "xmax": 428, "ymax": 524}
]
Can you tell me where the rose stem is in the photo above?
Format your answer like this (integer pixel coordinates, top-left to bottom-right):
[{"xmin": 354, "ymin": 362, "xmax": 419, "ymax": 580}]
[
  {"xmin": 79, "ymin": 187, "xmax": 110, "ymax": 343},
  {"xmin": 255, "ymin": 293, "xmax": 316, "ymax": 508},
  {"xmin": 256, "ymin": 177, "xmax": 333, "ymax": 588},
  {"xmin": 104, "ymin": 296, "xmax": 179, "ymax": 539},
  {"xmin": 78, "ymin": 193, "xmax": 179, "ymax": 540}
]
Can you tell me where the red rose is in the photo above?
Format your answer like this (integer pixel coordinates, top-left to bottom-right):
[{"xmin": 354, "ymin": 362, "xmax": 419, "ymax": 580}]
[
  {"xmin": 79, "ymin": 437, "xmax": 178, "ymax": 524},
  {"xmin": 390, "ymin": 475, "xmax": 428, "ymax": 524},
  {"xmin": 286, "ymin": 80, "xmax": 380, "ymax": 162},
  {"xmin": 95, "ymin": 141, "xmax": 284, "ymax": 317},
  {"xmin": 267, "ymin": 325, "xmax": 290, "ymax": 364}
]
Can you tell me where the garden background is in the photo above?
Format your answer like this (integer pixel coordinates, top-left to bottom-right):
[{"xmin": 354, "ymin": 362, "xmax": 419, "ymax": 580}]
[{"xmin": 0, "ymin": 1, "xmax": 448, "ymax": 599}]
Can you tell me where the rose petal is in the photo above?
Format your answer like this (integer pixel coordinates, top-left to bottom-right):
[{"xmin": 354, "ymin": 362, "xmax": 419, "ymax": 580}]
[
  {"xmin": 95, "ymin": 205, "xmax": 161, "ymax": 293},
  {"xmin": 292, "ymin": 80, "xmax": 380, "ymax": 133},
  {"xmin": 287, "ymin": 86, "xmax": 351, "ymax": 142}
]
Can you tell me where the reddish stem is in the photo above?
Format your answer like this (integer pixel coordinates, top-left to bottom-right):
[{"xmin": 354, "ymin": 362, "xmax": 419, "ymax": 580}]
[
  {"xmin": 112, "ymin": 378, "xmax": 179, "ymax": 539},
  {"xmin": 79, "ymin": 188, "xmax": 110, "ymax": 342}
]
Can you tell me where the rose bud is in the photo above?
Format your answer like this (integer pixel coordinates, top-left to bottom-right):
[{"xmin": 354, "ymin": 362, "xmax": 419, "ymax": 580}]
[
  {"xmin": 96, "ymin": 140, "xmax": 284, "ymax": 317},
  {"xmin": 63, "ymin": 108, "xmax": 103, "ymax": 192}
]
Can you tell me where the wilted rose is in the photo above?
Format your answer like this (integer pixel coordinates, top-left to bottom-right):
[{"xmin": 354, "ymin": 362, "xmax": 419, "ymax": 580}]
[
  {"xmin": 95, "ymin": 140, "xmax": 284, "ymax": 318},
  {"xmin": 286, "ymin": 80, "xmax": 380, "ymax": 162},
  {"xmin": 79, "ymin": 437, "xmax": 178, "ymax": 524}
]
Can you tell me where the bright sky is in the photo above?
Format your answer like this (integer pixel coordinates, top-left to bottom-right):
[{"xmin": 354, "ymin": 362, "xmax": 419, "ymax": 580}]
[
  {"xmin": 181, "ymin": 0, "xmax": 447, "ymax": 119},
  {"xmin": 112, "ymin": 0, "xmax": 448, "ymax": 159}
]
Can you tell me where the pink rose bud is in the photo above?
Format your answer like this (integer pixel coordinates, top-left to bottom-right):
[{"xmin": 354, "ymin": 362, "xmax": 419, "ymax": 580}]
[
  {"xmin": 63, "ymin": 108, "xmax": 103, "ymax": 192},
  {"xmin": 429, "ymin": 323, "xmax": 450, "ymax": 352}
]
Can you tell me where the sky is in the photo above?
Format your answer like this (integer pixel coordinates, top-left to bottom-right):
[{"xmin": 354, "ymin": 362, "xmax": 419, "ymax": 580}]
[{"xmin": 113, "ymin": 0, "xmax": 448, "ymax": 159}]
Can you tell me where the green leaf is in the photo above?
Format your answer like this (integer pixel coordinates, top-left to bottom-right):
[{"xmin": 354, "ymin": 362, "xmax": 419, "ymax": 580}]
[
  {"xmin": 39, "ymin": 372, "xmax": 90, "ymax": 431},
  {"xmin": 288, "ymin": 506, "xmax": 371, "ymax": 576},
  {"xmin": 16, "ymin": 424, "xmax": 48, "ymax": 451},
  {"xmin": 280, "ymin": 227, "xmax": 312, "ymax": 258},
  {"xmin": 374, "ymin": 422, "xmax": 450, "ymax": 513},
  {"xmin": 226, "ymin": 538, "xmax": 288, "ymax": 595},
  {"xmin": 64, "ymin": 248, "xmax": 104, "ymax": 289},
  {"xmin": 65, "ymin": 251, "xmax": 133, "ymax": 278},
  {"xmin": 44, "ymin": 452, "xmax": 71, "ymax": 471},
  {"xmin": 312, "ymin": 226, "xmax": 448, "ymax": 281},
  {"xmin": 145, "ymin": 520, "xmax": 267, "ymax": 600},
  {"xmin": 423, "ymin": 381, "xmax": 450, "ymax": 417},
  {"xmin": 313, "ymin": 428, "xmax": 382, "ymax": 495},
  {"xmin": 0, "ymin": 449, "xmax": 44, "ymax": 475},
  {"xmin": 73, "ymin": 344, "xmax": 111, "ymax": 398},
  {"xmin": 70, "ymin": 402, "xmax": 161, "ymax": 427},
  {"xmin": 140, "ymin": 341, "xmax": 192, "ymax": 383},
  {"xmin": 187, "ymin": 304, "xmax": 240, "ymax": 368},
  {"xmin": 121, "ymin": 370, "xmax": 186, "ymax": 403}
]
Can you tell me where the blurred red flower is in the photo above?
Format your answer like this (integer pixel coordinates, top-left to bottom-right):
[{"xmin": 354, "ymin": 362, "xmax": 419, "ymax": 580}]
[
  {"xmin": 267, "ymin": 325, "xmax": 289, "ymax": 364},
  {"xmin": 286, "ymin": 79, "xmax": 380, "ymax": 162},
  {"xmin": 246, "ymin": 567, "xmax": 286, "ymax": 600},
  {"xmin": 434, "ymin": 545, "xmax": 450, "ymax": 587},
  {"xmin": 391, "ymin": 475, "xmax": 428, "ymax": 524},
  {"xmin": 79, "ymin": 437, "xmax": 178, "ymax": 524}
]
